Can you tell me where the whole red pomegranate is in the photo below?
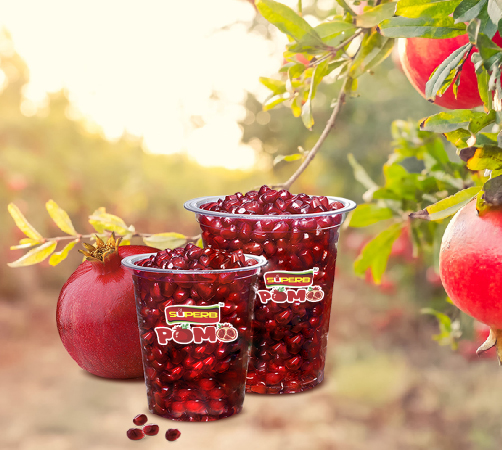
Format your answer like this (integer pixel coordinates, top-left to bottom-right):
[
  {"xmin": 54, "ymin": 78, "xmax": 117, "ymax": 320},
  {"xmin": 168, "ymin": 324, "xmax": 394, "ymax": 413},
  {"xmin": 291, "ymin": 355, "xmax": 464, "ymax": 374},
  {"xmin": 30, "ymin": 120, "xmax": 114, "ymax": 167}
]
[
  {"xmin": 439, "ymin": 200, "xmax": 502, "ymax": 362},
  {"xmin": 400, "ymin": 33, "xmax": 502, "ymax": 109},
  {"xmin": 56, "ymin": 234, "xmax": 158, "ymax": 378}
]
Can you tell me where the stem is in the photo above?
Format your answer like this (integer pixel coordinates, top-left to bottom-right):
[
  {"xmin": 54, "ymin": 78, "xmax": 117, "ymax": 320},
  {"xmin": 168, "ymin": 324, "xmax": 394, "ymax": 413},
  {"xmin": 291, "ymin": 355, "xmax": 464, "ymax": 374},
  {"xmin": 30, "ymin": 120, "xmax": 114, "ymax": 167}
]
[
  {"xmin": 277, "ymin": 72, "xmax": 352, "ymax": 191},
  {"xmin": 306, "ymin": 29, "xmax": 364, "ymax": 69},
  {"xmin": 298, "ymin": 0, "xmax": 302, "ymax": 15},
  {"xmin": 41, "ymin": 232, "xmax": 201, "ymax": 244}
]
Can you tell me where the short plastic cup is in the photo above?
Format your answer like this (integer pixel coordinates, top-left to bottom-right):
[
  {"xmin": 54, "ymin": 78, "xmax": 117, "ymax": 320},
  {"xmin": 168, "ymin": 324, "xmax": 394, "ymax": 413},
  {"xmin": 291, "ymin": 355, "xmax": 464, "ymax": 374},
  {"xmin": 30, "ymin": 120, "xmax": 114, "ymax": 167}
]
[
  {"xmin": 185, "ymin": 195, "xmax": 356, "ymax": 394},
  {"xmin": 122, "ymin": 252, "xmax": 267, "ymax": 421}
]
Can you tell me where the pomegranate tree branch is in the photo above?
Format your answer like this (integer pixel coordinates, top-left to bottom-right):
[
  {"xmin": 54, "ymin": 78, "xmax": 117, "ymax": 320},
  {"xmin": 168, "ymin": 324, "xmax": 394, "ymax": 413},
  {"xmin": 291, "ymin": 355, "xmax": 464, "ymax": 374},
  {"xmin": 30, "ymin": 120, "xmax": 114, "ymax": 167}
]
[
  {"xmin": 37, "ymin": 232, "xmax": 201, "ymax": 244},
  {"xmin": 277, "ymin": 75, "xmax": 351, "ymax": 191},
  {"xmin": 307, "ymin": 29, "xmax": 364, "ymax": 69}
]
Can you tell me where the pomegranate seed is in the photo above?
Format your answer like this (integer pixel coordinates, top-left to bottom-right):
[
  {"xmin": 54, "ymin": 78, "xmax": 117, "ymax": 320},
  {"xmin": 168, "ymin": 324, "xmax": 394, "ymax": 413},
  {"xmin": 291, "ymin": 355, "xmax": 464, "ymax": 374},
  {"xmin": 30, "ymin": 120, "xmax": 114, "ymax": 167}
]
[
  {"xmin": 132, "ymin": 414, "xmax": 148, "ymax": 426},
  {"xmin": 143, "ymin": 424, "xmax": 159, "ymax": 436},
  {"xmin": 127, "ymin": 428, "xmax": 145, "ymax": 440},
  {"xmin": 165, "ymin": 428, "xmax": 181, "ymax": 441}
]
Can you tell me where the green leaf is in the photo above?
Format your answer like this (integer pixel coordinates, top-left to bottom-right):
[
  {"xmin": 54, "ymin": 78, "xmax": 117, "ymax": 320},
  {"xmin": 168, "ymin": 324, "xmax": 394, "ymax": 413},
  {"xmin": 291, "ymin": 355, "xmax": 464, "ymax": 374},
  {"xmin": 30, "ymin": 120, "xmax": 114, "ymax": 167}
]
[
  {"xmin": 425, "ymin": 43, "xmax": 472, "ymax": 101},
  {"xmin": 454, "ymin": 0, "xmax": 488, "ymax": 23},
  {"xmin": 460, "ymin": 145, "xmax": 502, "ymax": 169},
  {"xmin": 421, "ymin": 110, "xmax": 495, "ymax": 133},
  {"xmin": 143, "ymin": 232, "xmax": 187, "ymax": 250},
  {"xmin": 46, "ymin": 200, "xmax": 77, "ymax": 235},
  {"xmin": 409, "ymin": 186, "xmax": 481, "ymax": 220},
  {"xmin": 88, "ymin": 207, "xmax": 131, "ymax": 234},
  {"xmin": 479, "ymin": 6, "xmax": 498, "ymax": 37},
  {"xmin": 284, "ymin": 153, "xmax": 303, "ymax": 161},
  {"xmin": 7, "ymin": 203, "xmax": 43, "ymax": 241},
  {"xmin": 475, "ymin": 33, "xmax": 502, "ymax": 62},
  {"xmin": 8, "ymin": 241, "xmax": 58, "ymax": 268},
  {"xmin": 356, "ymin": 2, "xmax": 397, "ymax": 28},
  {"xmin": 351, "ymin": 33, "xmax": 393, "ymax": 77},
  {"xmin": 477, "ymin": 132, "xmax": 499, "ymax": 145},
  {"xmin": 488, "ymin": 0, "xmax": 502, "ymax": 25},
  {"xmin": 348, "ymin": 204, "xmax": 394, "ymax": 227},
  {"xmin": 354, "ymin": 223, "xmax": 402, "ymax": 283},
  {"xmin": 380, "ymin": 16, "xmax": 467, "ymax": 38},
  {"xmin": 315, "ymin": 19, "xmax": 356, "ymax": 42},
  {"xmin": 481, "ymin": 174, "xmax": 502, "ymax": 206},
  {"xmin": 10, "ymin": 239, "xmax": 39, "ymax": 250},
  {"xmin": 363, "ymin": 38, "xmax": 394, "ymax": 73},
  {"xmin": 444, "ymin": 129, "xmax": 471, "ymax": 148},
  {"xmin": 263, "ymin": 94, "xmax": 288, "ymax": 111},
  {"xmin": 336, "ymin": 0, "xmax": 356, "ymax": 13},
  {"xmin": 256, "ymin": 0, "xmax": 325, "ymax": 47},
  {"xmin": 398, "ymin": 0, "xmax": 463, "ymax": 18},
  {"xmin": 259, "ymin": 77, "xmax": 286, "ymax": 95},
  {"xmin": 421, "ymin": 308, "xmax": 459, "ymax": 348},
  {"xmin": 49, "ymin": 240, "xmax": 78, "ymax": 266},
  {"xmin": 274, "ymin": 153, "xmax": 303, "ymax": 165},
  {"xmin": 302, "ymin": 60, "xmax": 328, "ymax": 129},
  {"xmin": 347, "ymin": 153, "xmax": 379, "ymax": 190},
  {"xmin": 476, "ymin": 66, "xmax": 493, "ymax": 109},
  {"xmin": 288, "ymin": 63, "xmax": 306, "ymax": 79}
]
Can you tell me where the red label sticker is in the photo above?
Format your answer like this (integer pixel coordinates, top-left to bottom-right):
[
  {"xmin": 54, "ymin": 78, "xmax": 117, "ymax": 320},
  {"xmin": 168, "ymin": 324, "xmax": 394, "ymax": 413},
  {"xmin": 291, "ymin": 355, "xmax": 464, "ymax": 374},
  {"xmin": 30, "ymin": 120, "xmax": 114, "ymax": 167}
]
[{"xmin": 165, "ymin": 304, "xmax": 221, "ymax": 326}]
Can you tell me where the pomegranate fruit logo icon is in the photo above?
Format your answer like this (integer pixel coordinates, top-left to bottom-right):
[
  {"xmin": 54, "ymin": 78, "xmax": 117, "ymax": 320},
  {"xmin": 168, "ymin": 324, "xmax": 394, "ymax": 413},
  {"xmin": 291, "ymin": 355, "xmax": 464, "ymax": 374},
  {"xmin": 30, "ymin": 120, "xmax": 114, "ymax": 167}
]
[
  {"xmin": 216, "ymin": 323, "xmax": 238, "ymax": 342},
  {"xmin": 305, "ymin": 286, "xmax": 324, "ymax": 302},
  {"xmin": 172, "ymin": 325, "xmax": 193, "ymax": 344},
  {"xmin": 271, "ymin": 289, "xmax": 287, "ymax": 303}
]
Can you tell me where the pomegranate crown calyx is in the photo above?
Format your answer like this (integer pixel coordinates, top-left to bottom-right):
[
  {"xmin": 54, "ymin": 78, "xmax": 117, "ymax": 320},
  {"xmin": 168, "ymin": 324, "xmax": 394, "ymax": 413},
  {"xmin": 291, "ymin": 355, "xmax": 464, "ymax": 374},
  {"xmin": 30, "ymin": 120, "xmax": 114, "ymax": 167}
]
[{"xmin": 79, "ymin": 233, "xmax": 121, "ymax": 263}]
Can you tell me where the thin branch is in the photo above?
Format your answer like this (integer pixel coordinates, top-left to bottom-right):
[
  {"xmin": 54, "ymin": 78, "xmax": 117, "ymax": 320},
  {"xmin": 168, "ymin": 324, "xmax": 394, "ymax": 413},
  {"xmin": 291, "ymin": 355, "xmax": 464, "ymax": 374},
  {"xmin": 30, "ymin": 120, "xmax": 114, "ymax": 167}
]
[
  {"xmin": 307, "ymin": 29, "xmax": 364, "ymax": 69},
  {"xmin": 39, "ymin": 232, "xmax": 201, "ymax": 244},
  {"xmin": 276, "ymin": 73, "xmax": 352, "ymax": 191}
]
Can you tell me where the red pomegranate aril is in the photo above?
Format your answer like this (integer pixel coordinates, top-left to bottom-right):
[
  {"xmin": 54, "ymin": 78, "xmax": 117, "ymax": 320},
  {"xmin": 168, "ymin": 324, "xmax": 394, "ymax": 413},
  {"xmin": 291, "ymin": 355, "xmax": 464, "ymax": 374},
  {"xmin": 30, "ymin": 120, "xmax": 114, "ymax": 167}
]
[
  {"xmin": 285, "ymin": 356, "xmax": 303, "ymax": 370},
  {"xmin": 276, "ymin": 310, "xmax": 292, "ymax": 325},
  {"xmin": 258, "ymin": 185, "xmax": 270, "ymax": 195},
  {"xmin": 186, "ymin": 400, "xmax": 208, "ymax": 415},
  {"xmin": 243, "ymin": 242, "xmax": 262, "ymax": 254},
  {"xmin": 127, "ymin": 428, "xmax": 145, "ymax": 440},
  {"xmin": 278, "ymin": 189, "xmax": 292, "ymax": 200},
  {"xmin": 209, "ymin": 399, "xmax": 226, "ymax": 414},
  {"xmin": 143, "ymin": 424, "xmax": 159, "ymax": 436},
  {"xmin": 199, "ymin": 378, "xmax": 217, "ymax": 390},
  {"xmin": 272, "ymin": 342, "xmax": 290, "ymax": 359},
  {"xmin": 266, "ymin": 372, "xmax": 284, "ymax": 385},
  {"xmin": 261, "ymin": 190, "xmax": 279, "ymax": 203},
  {"xmin": 165, "ymin": 428, "xmax": 181, "ymax": 441},
  {"xmin": 133, "ymin": 414, "xmax": 148, "ymax": 426}
]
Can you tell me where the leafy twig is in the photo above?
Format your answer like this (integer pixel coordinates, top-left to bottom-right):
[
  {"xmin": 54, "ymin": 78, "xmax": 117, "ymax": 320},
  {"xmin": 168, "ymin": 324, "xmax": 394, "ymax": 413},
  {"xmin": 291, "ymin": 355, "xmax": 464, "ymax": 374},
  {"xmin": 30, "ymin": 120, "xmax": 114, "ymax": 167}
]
[
  {"xmin": 275, "ymin": 71, "xmax": 352, "ymax": 190},
  {"xmin": 8, "ymin": 201, "xmax": 201, "ymax": 267},
  {"xmin": 307, "ymin": 29, "xmax": 364, "ymax": 69}
]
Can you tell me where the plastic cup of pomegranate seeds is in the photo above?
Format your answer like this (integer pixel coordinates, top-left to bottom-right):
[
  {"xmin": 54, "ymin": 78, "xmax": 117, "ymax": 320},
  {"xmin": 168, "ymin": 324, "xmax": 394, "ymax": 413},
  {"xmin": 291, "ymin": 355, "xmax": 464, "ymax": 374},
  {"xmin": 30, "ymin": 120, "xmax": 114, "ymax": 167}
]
[
  {"xmin": 185, "ymin": 186, "xmax": 356, "ymax": 394},
  {"xmin": 122, "ymin": 245, "xmax": 266, "ymax": 421}
]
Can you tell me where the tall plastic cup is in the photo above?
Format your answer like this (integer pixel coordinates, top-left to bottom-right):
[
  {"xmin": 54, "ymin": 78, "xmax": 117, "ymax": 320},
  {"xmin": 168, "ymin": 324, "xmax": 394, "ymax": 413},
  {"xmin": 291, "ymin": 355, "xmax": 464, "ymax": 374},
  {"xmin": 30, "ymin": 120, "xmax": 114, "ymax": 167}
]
[
  {"xmin": 122, "ymin": 253, "xmax": 267, "ymax": 421},
  {"xmin": 185, "ymin": 195, "xmax": 356, "ymax": 394}
]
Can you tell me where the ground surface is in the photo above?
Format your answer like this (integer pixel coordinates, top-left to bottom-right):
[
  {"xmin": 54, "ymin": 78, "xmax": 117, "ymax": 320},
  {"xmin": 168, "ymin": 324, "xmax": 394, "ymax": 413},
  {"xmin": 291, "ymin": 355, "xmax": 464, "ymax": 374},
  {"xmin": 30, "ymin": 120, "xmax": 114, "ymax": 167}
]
[{"xmin": 2, "ymin": 273, "xmax": 502, "ymax": 450}]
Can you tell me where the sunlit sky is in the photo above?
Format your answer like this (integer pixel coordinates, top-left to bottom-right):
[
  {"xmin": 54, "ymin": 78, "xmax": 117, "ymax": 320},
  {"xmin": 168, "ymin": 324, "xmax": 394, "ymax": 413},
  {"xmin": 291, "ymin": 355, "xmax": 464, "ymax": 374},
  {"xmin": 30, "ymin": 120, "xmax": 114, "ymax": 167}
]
[{"xmin": 0, "ymin": 0, "xmax": 302, "ymax": 169}]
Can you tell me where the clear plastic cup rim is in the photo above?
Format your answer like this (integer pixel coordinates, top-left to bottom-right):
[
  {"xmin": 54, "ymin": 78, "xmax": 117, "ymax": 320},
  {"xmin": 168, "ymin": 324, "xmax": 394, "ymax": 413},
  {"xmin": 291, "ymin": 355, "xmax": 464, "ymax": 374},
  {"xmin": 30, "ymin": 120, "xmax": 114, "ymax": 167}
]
[
  {"xmin": 122, "ymin": 252, "xmax": 268, "ymax": 274},
  {"xmin": 184, "ymin": 195, "xmax": 356, "ymax": 220}
]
